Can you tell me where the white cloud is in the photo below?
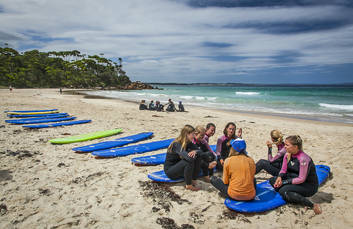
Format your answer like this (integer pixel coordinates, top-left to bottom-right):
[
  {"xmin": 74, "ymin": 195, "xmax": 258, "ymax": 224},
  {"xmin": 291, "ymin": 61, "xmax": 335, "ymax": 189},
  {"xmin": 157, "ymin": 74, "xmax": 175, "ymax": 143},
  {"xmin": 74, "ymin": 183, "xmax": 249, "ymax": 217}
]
[{"xmin": 0, "ymin": 0, "xmax": 352, "ymax": 82}]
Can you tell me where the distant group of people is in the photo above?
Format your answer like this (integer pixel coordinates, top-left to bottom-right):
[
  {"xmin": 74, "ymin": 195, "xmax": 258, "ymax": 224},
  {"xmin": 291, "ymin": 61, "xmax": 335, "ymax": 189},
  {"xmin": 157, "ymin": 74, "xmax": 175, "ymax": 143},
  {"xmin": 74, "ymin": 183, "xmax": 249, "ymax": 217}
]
[
  {"xmin": 163, "ymin": 123, "xmax": 322, "ymax": 215},
  {"xmin": 139, "ymin": 98, "xmax": 185, "ymax": 112}
]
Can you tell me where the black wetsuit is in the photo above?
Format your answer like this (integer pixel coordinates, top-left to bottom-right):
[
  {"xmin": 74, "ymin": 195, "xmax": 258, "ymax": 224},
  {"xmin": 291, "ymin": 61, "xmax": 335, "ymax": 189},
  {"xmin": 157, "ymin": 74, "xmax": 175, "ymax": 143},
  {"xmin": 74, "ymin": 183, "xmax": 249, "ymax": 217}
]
[
  {"xmin": 166, "ymin": 103, "xmax": 176, "ymax": 112},
  {"xmin": 255, "ymin": 146, "xmax": 285, "ymax": 176},
  {"xmin": 269, "ymin": 151, "xmax": 319, "ymax": 208},
  {"xmin": 193, "ymin": 139, "xmax": 216, "ymax": 176},
  {"xmin": 164, "ymin": 142, "xmax": 202, "ymax": 185},
  {"xmin": 148, "ymin": 102, "xmax": 155, "ymax": 110},
  {"xmin": 139, "ymin": 104, "xmax": 148, "ymax": 110}
]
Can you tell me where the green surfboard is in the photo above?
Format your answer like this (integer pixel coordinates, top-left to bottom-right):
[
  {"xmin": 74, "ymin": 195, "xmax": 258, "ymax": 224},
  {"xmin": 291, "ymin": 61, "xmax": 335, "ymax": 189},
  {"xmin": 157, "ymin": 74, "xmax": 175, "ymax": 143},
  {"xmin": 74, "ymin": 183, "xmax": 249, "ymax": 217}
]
[{"xmin": 49, "ymin": 128, "xmax": 122, "ymax": 144}]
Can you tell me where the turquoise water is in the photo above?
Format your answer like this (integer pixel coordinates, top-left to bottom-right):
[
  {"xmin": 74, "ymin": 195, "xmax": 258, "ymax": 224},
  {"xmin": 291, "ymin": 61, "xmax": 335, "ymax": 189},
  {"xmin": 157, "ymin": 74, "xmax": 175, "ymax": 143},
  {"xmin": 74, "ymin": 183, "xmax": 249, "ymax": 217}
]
[{"xmin": 86, "ymin": 85, "xmax": 353, "ymax": 124}]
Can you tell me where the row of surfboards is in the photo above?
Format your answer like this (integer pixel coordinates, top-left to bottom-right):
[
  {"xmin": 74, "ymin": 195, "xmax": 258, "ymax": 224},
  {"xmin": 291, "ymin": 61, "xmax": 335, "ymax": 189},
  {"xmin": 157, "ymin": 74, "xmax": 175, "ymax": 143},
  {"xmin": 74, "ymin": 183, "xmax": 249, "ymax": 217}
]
[
  {"xmin": 4, "ymin": 109, "xmax": 331, "ymax": 213},
  {"xmin": 5, "ymin": 109, "xmax": 91, "ymax": 128}
]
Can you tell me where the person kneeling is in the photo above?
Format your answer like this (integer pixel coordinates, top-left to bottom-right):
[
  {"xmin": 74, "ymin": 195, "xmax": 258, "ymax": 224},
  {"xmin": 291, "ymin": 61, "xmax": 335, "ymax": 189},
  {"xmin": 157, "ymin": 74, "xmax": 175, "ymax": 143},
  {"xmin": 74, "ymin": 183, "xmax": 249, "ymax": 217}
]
[{"xmin": 211, "ymin": 139, "xmax": 256, "ymax": 201}]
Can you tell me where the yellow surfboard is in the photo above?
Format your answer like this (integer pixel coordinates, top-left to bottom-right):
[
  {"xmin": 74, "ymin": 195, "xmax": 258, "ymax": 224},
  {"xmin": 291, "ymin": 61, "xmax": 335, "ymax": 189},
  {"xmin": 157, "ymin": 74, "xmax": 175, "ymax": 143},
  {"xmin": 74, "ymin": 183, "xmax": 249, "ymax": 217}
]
[{"xmin": 7, "ymin": 110, "xmax": 59, "ymax": 115}]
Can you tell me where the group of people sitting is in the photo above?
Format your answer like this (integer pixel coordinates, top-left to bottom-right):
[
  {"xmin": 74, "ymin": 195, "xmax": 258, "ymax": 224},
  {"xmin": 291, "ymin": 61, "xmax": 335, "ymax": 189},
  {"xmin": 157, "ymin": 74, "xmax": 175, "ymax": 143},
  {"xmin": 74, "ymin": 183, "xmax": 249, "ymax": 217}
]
[
  {"xmin": 139, "ymin": 98, "xmax": 185, "ymax": 112},
  {"xmin": 164, "ymin": 123, "xmax": 322, "ymax": 215}
]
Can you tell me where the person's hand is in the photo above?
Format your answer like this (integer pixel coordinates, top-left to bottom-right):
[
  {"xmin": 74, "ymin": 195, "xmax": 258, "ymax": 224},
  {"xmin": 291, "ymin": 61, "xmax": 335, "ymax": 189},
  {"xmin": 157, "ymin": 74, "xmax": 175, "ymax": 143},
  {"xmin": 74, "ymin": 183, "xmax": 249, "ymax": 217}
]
[
  {"xmin": 266, "ymin": 140, "xmax": 272, "ymax": 148},
  {"xmin": 188, "ymin": 150, "xmax": 197, "ymax": 158},
  {"xmin": 274, "ymin": 177, "xmax": 282, "ymax": 188},
  {"xmin": 237, "ymin": 128, "xmax": 242, "ymax": 138},
  {"xmin": 220, "ymin": 159, "xmax": 224, "ymax": 165}
]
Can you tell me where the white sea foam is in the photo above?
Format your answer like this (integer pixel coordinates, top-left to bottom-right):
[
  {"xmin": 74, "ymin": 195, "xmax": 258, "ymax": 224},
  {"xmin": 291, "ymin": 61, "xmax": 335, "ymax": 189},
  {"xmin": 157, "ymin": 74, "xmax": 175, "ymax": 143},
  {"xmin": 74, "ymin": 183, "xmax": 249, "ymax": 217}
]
[
  {"xmin": 319, "ymin": 103, "xmax": 353, "ymax": 111},
  {"xmin": 195, "ymin": 96, "xmax": 205, "ymax": 100},
  {"xmin": 149, "ymin": 93, "xmax": 165, "ymax": 97},
  {"xmin": 206, "ymin": 97, "xmax": 217, "ymax": 101},
  {"xmin": 180, "ymin": 96, "xmax": 193, "ymax": 100},
  {"xmin": 235, "ymin": 92, "xmax": 260, "ymax": 96}
]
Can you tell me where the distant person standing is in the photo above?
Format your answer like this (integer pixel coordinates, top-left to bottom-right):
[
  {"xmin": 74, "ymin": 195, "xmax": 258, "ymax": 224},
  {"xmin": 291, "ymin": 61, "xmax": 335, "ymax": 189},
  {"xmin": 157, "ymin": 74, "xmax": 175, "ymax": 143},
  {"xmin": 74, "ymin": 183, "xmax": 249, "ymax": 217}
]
[
  {"xmin": 9, "ymin": 85, "xmax": 13, "ymax": 92},
  {"xmin": 59, "ymin": 88, "xmax": 62, "ymax": 94}
]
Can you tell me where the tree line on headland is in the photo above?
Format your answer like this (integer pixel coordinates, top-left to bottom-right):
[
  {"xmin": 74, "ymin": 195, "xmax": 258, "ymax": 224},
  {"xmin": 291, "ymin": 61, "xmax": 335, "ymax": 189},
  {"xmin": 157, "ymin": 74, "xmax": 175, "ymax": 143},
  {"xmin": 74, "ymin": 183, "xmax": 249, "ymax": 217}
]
[{"xmin": 0, "ymin": 45, "xmax": 137, "ymax": 89}]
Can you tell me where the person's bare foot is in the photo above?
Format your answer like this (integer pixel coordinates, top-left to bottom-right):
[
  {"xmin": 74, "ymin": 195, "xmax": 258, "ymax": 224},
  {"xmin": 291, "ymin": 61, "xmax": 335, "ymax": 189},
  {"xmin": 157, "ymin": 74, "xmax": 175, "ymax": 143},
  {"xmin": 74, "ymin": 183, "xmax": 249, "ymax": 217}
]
[
  {"xmin": 192, "ymin": 180, "xmax": 197, "ymax": 186},
  {"xmin": 208, "ymin": 161, "xmax": 217, "ymax": 169},
  {"xmin": 185, "ymin": 185, "xmax": 200, "ymax": 191},
  {"xmin": 313, "ymin": 204, "xmax": 322, "ymax": 215}
]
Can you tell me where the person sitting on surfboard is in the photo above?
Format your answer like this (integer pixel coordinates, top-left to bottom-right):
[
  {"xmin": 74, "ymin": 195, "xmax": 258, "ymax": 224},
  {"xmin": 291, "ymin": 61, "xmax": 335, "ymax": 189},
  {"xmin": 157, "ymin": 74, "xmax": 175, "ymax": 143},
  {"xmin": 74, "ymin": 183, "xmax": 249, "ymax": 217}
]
[
  {"xmin": 211, "ymin": 139, "xmax": 256, "ymax": 201},
  {"xmin": 270, "ymin": 135, "xmax": 321, "ymax": 214},
  {"xmin": 255, "ymin": 130, "xmax": 286, "ymax": 176},
  {"xmin": 192, "ymin": 126, "xmax": 217, "ymax": 180},
  {"xmin": 164, "ymin": 125, "xmax": 202, "ymax": 191},
  {"xmin": 216, "ymin": 122, "xmax": 242, "ymax": 170}
]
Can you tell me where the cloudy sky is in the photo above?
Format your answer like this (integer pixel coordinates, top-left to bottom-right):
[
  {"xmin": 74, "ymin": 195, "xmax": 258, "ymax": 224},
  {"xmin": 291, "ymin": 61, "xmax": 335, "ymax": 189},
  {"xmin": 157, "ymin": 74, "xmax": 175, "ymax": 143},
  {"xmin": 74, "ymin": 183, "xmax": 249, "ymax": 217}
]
[{"xmin": 1, "ymin": 0, "xmax": 353, "ymax": 84}]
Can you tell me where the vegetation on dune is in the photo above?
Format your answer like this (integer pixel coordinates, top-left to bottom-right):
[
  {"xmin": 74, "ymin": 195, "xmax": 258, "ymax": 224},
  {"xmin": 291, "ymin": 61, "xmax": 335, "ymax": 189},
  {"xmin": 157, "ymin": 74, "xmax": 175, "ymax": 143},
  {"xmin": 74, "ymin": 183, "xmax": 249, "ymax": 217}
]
[{"xmin": 0, "ymin": 45, "xmax": 131, "ymax": 88}]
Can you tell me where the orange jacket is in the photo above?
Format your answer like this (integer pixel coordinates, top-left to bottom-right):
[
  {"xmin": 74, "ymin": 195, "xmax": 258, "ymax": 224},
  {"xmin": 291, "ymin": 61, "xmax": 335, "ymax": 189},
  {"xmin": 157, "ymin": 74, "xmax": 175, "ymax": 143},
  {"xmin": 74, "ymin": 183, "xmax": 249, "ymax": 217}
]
[{"xmin": 223, "ymin": 154, "xmax": 256, "ymax": 200}]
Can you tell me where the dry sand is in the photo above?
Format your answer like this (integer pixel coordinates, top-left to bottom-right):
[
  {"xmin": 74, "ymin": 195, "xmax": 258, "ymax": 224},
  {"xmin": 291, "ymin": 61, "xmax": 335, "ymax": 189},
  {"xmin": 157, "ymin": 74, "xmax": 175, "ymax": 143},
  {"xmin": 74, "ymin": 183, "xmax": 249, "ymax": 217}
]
[{"xmin": 0, "ymin": 88, "xmax": 352, "ymax": 229}]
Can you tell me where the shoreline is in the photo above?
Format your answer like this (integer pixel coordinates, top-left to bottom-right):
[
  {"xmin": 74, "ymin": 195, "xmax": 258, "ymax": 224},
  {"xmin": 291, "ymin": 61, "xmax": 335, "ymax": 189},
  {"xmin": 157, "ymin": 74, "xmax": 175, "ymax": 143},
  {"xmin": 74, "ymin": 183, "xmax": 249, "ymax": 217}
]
[
  {"xmin": 1, "ymin": 88, "xmax": 352, "ymax": 228},
  {"xmin": 74, "ymin": 89, "xmax": 353, "ymax": 127}
]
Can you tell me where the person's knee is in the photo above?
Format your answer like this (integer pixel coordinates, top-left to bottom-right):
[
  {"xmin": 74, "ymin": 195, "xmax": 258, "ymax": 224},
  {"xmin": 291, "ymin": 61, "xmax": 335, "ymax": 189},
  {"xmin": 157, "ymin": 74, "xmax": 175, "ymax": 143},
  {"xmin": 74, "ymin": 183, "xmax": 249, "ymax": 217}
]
[
  {"xmin": 269, "ymin": 176, "xmax": 277, "ymax": 186},
  {"xmin": 210, "ymin": 176, "xmax": 219, "ymax": 185},
  {"xmin": 257, "ymin": 159, "xmax": 266, "ymax": 164}
]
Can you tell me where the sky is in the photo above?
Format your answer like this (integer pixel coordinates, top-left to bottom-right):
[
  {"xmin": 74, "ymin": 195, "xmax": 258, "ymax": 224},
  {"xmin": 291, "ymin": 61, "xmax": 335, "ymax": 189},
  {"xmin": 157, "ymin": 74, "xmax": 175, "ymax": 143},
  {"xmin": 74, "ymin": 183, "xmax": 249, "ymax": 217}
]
[{"xmin": 0, "ymin": 0, "xmax": 353, "ymax": 84}]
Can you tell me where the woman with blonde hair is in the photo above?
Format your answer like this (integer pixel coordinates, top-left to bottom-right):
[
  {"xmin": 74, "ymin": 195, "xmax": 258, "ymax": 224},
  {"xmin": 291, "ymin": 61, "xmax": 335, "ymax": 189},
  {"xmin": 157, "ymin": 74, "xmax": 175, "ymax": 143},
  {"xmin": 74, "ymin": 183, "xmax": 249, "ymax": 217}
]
[
  {"xmin": 192, "ymin": 125, "xmax": 217, "ymax": 180},
  {"xmin": 270, "ymin": 135, "xmax": 321, "ymax": 214},
  {"xmin": 211, "ymin": 139, "xmax": 256, "ymax": 201},
  {"xmin": 256, "ymin": 130, "xmax": 286, "ymax": 176},
  {"xmin": 164, "ymin": 125, "xmax": 202, "ymax": 191}
]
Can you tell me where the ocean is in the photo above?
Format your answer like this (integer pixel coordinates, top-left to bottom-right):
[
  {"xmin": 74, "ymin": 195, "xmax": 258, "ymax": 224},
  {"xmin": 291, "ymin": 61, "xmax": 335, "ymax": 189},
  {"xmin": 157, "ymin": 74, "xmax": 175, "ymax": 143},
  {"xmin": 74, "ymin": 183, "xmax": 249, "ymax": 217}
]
[{"xmin": 84, "ymin": 85, "xmax": 353, "ymax": 124}]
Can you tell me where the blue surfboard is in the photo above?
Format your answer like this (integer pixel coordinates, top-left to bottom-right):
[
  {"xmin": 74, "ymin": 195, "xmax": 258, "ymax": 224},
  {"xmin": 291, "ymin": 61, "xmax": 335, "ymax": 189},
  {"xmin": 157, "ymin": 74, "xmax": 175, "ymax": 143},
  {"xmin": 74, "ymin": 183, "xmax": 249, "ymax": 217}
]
[
  {"xmin": 6, "ymin": 114, "xmax": 69, "ymax": 123},
  {"xmin": 91, "ymin": 139, "xmax": 174, "ymax": 158},
  {"xmin": 5, "ymin": 109, "xmax": 58, "ymax": 113},
  {"xmin": 147, "ymin": 169, "xmax": 210, "ymax": 183},
  {"xmin": 9, "ymin": 117, "xmax": 76, "ymax": 124},
  {"xmin": 132, "ymin": 152, "xmax": 167, "ymax": 165},
  {"xmin": 224, "ymin": 164, "xmax": 331, "ymax": 213},
  {"xmin": 131, "ymin": 145, "xmax": 217, "ymax": 165},
  {"xmin": 7, "ymin": 113, "xmax": 69, "ymax": 118},
  {"xmin": 22, "ymin": 120, "xmax": 91, "ymax": 129},
  {"xmin": 148, "ymin": 170, "xmax": 185, "ymax": 183},
  {"xmin": 72, "ymin": 132, "xmax": 153, "ymax": 152}
]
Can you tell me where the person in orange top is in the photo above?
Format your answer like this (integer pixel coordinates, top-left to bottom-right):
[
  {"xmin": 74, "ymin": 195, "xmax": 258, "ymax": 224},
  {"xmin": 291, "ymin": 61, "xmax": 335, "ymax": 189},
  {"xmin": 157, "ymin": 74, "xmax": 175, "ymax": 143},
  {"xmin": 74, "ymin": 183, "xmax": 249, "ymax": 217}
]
[{"xmin": 210, "ymin": 139, "xmax": 256, "ymax": 201}]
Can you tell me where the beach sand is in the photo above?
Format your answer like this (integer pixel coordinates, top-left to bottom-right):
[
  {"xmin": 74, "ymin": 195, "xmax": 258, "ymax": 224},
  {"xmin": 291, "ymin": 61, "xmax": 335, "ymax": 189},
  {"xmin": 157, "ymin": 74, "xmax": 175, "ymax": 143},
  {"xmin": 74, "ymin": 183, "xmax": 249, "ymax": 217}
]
[{"xmin": 0, "ymin": 88, "xmax": 352, "ymax": 229}]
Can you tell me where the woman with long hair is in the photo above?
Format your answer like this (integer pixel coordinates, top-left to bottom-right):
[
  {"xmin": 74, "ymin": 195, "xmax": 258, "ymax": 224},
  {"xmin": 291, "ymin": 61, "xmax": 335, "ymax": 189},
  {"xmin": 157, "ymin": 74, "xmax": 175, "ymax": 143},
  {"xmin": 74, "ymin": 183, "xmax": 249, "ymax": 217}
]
[
  {"xmin": 164, "ymin": 125, "xmax": 202, "ymax": 191},
  {"xmin": 192, "ymin": 125, "xmax": 217, "ymax": 181},
  {"xmin": 270, "ymin": 135, "xmax": 321, "ymax": 214},
  {"xmin": 216, "ymin": 122, "xmax": 242, "ymax": 169},
  {"xmin": 256, "ymin": 130, "xmax": 286, "ymax": 176}
]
